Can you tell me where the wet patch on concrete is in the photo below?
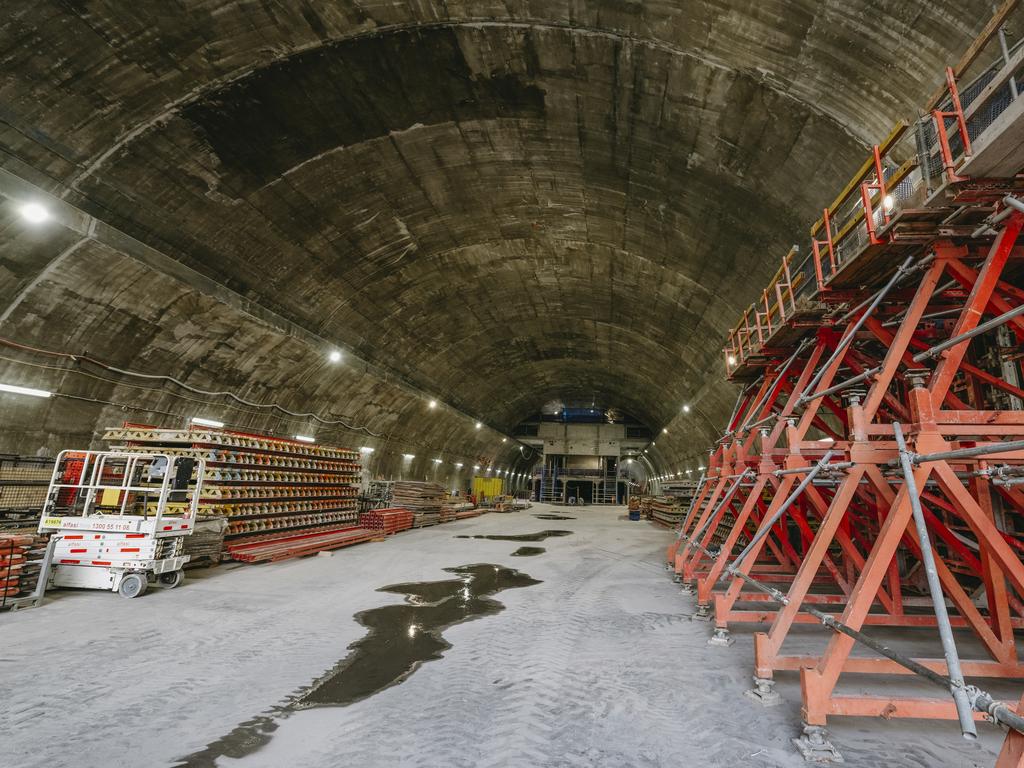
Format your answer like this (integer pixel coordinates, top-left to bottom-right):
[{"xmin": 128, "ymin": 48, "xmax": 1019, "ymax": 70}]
[
  {"xmin": 300, "ymin": 564, "xmax": 539, "ymax": 707},
  {"xmin": 177, "ymin": 564, "xmax": 539, "ymax": 766},
  {"xmin": 511, "ymin": 546, "xmax": 545, "ymax": 557},
  {"xmin": 533, "ymin": 514, "xmax": 575, "ymax": 520},
  {"xmin": 456, "ymin": 530, "xmax": 573, "ymax": 542}
]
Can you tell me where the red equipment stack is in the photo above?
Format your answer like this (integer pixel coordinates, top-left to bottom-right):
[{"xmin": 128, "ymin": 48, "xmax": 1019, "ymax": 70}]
[
  {"xmin": 359, "ymin": 507, "xmax": 415, "ymax": 535},
  {"xmin": 666, "ymin": 8, "xmax": 1024, "ymax": 763}
]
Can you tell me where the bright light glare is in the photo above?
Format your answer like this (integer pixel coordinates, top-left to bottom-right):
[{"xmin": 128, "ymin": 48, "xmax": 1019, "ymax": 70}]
[
  {"xmin": 455, "ymin": 462, "xmax": 464, "ymax": 468},
  {"xmin": 328, "ymin": 350, "xmax": 342, "ymax": 363},
  {"xmin": 682, "ymin": 405, "xmax": 691, "ymax": 413},
  {"xmin": 662, "ymin": 427, "xmax": 668, "ymax": 434},
  {"xmin": 883, "ymin": 194, "xmax": 895, "ymax": 211},
  {"xmin": 359, "ymin": 446, "xmax": 375, "ymax": 453},
  {"xmin": 727, "ymin": 355, "xmax": 737, "ymax": 366},
  {"xmin": 18, "ymin": 202, "xmax": 50, "ymax": 224},
  {"xmin": 473, "ymin": 464, "xmax": 480, "ymax": 470},
  {"xmin": 403, "ymin": 453, "xmax": 415, "ymax": 460},
  {"xmin": 501, "ymin": 437, "xmax": 507, "ymax": 443},
  {"xmin": 0, "ymin": 382, "xmax": 51, "ymax": 398},
  {"xmin": 432, "ymin": 458, "xmax": 443, "ymax": 464},
  {"xmin": 190, "ymin": 416, "xmax": 224, "ymax": 428},
  {"xmin": 475, "ymin": 422, "xmax": 482, "ymax": 429},
  {"xmin": 428, "ymin": 400, "xmax": 437, "ymax": 409},
  {"xmin": 293, "ymin": 434, "xmax": 315, "ymax": 443}
]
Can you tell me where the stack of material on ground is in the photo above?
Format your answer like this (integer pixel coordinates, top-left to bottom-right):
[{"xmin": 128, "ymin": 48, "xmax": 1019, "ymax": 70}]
[
  {"xmin": 649, "ymin": 496, "xmax": 686, "ymax": 528},
  {"xmin": 182, "ymin": 516, "xmax": 228, "ymax": 569},
  {"xmin": 454, "ymin": 506, "xmax": 483, "ymax": 520},
  {"xmin": 440, "ymin": 499, "xmax": 472, "ymax": 523},
  {"xmin": 0, "ymin": 455, "xmax": 54, "ymax": 529},
  {"xmin": 104, "ymin": 426, "xmax": 362, "ymax": 562},
  {"xmin": 643, "ymin": 497, "xmax": 654, "ymax": 520},
  {"xmin": 512, "ymin": 498, "xmax": 532, "ymax": 509},
  {"xmin": 225, "ymin": 525, "xmax": 376, "ymax": 563},
  {"xmin": 0, "ymin": 533, "xmax": 40, "ymax": 607},
  {"xmin": 359, "ymin": 507, "xmax": 414, "ymax": 535},
  {"xmin": 392, "ymin": 481, "xmax": 444, "ymax": 527}
]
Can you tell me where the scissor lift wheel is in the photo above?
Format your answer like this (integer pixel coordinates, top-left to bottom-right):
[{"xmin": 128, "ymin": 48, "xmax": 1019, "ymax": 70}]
[
  {"xmin": 118, "ymin": 572, "xmax": 148, "ymax": 599},
  {"xmin": 159, "ymin": 570, "xmax": 184, "ymax": 589}
]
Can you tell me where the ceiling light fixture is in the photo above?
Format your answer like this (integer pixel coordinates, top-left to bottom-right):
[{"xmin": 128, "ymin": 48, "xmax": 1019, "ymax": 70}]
[
  {"xmin": 473, "ymin": 464, "xmax": 480, "ymax": 470},
  {"xmin": 190, "ymin": 416, "xmax": 224, "ymax": 428},
  {"xmin": 455, "ymin": 462, "xmax": 464, "ymax": 468},
  {"xmin": 662, "ymin": 427, "xmax": 668, "ymax": 434},
  {"xmin": 475, "ymin": 422, "xmax": 482, "ymax": 429},
  {"xmin": 359, "ymin": 446, "xmax": 375, "ymax": 453},
  {"xmin": 682, "ymin": 404, "xmax": 691, "ymax": 413},
  {"xmin": 428, "ymin": 400, "xmax": 437, "ymax": 409},
  {"xmin": 18, "ymin": 202, "xmax": 50, "ymax": 224},
  {"xmin": 403, "ymin": 453, "xmax": 415, "ymax": 460},
  {"xmin": 328, "ymin": 350, "xmax": 342, "ymax": 363},
  {"xmin": 727, "ymin": 355, "xmax": 737, "ymax": 366},
  {"xmin": 883, "ymin": 194, "xmax": 895, "ymax": 211},
  {"xmin": 0, "ymin": 382, "xmax": 52, "ymax": 398},
  {"xmin": 432, "ymin": 458, "xmax": 443, "ymax": 464},
  {"xmin": 293, "ymin": 434, "xmax": 315, "ymax": 443}
]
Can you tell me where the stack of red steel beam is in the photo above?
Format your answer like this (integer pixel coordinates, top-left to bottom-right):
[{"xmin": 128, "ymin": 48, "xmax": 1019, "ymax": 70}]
[
  {"xmin": 358, "ymin": 507, "xmax": 414, "ymax": 535},
  {"xmin": 0, "ymin": 533, "xmax": 33, "ymax": 602},
  {"xmin": 454, "ymin": 507, "xmax": 482, "ymax": 520},
  {"xmin": 225, "ymin": 524, "xmax": 376, "ymax": 563}
]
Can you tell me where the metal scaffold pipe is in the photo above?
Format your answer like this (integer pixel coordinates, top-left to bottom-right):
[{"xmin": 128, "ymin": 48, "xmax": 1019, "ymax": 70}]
[
  {"xmin": 798, "ymin": 256, "xmax": 915, "ymax": 405},
  {"xmin": 736, "ymin": 339, "xmax": 811, "ymax": 434},
  {"xmin": 912, "ymin": 302, "xmax": 1024, "ymax": 362},
  {"xmin": 910, "ymin": 438, "xmax": 1024, "ymax": 464},
  {"xmin": 684, "ymin": 470, "xmax": 751, "ymax": 543},
  {"xmin": 893, "ymin": 423, "xmax": 977, "ymax": 739},
  {"xmin": 801, "ymin": 366, "xmax": 880, "ymax": 404},
  {"xmin": 725, "ymin": 450, "xmax": 835, "ymax": 571}
]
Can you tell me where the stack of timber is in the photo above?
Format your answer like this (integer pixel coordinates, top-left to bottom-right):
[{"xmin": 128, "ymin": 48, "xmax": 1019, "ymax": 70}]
[
  {"xmin": 392, "ymin": 481, "xmax": 444, "ymax": 527},
  {"xmin": 0, "ymin": 455, "xmax": 54, "ymax": 529},
  {"xmin": 440, "ymin": 499, "xmax": 472, "ymax": 523},
  {"xmin": 225, "ymin": 525, "xmax": 376, "ymax": 563},
  {"xmin": 182, "ymin": 516, "xmax": 228, "ymax": 569},
  {"xmin": 359, "ymin": 507, "xmax": 414, "ymax": 535},
  {"xmin": 104, "ymin": 425, "xmax": 362, "ymax": 561},
  {"xmin": 454, "ymin": 506, "xmax": 483, "ymax": 521},
  {"xmin": 649, "ymin": 496, "xmax": 686, "ymax": 528}
]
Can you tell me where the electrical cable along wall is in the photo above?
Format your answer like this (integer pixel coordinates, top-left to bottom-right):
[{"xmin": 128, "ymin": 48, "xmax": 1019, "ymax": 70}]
[{"xmin": 668, "ymin": 8, "xmax": 1024, "ymax": 763}]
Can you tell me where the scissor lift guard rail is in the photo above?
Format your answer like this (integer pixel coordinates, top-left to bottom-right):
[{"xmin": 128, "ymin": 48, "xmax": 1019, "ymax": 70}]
[{"xmin": 667, "ymin": 2, "xmax": 1024, "ymax": 763}]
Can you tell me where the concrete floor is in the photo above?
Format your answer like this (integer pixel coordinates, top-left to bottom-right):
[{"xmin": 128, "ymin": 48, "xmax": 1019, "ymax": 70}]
[{"xmin": 0, "ymin": 505, "xmax": 1009, "ymax": 767}]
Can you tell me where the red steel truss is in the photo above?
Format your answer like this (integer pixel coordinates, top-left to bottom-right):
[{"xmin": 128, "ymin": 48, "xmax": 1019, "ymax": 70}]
[{"xmin": 666, "ymin": 8, "xmax": 1024, "ymax": 762}]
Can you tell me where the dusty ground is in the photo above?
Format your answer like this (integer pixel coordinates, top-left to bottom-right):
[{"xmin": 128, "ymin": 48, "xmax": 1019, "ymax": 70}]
[{"xmin": 0, "ymin": 505, "xmax": 1009, "ymax": 767}]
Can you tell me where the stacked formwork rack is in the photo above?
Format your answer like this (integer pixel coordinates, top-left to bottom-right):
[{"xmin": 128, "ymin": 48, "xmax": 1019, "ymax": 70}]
[
  {"xmin": 668, "ymin": 6, "xmax": 1024, "ymax": 763},
  {"xmin": 104, "ymin": 426, "xmax": 363, "ymax": 562}
]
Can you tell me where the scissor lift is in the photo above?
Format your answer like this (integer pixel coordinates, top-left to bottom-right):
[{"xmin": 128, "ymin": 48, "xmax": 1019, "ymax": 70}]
[{"xmin": 37, "ymin": 450, "xmax": 204, "ymax": 599}]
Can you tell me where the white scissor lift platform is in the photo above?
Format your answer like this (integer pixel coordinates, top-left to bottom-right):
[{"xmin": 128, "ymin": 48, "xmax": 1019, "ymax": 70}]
[{"xmin": 35, "ymin": 450, "xmax": 205, "ymax": 599}]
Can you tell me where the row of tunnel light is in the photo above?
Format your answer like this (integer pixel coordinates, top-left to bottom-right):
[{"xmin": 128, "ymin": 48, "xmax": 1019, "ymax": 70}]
[{"xmin": 7, "ymin": 199, "xmax": 514, "ymax": 451}]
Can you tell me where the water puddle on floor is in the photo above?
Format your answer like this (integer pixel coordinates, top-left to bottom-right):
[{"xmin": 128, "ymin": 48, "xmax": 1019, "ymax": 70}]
[
  {"xmin": 533, "ymin": 514, "xmax": 575, "ymax": 520},
  {"xmin": 510, "ymin": 546, "xmax": 546, "ymax": 556},
  {"xmin": 455, "ymin": 529, "xmax": 573, "ymax": 542},
  {"xmin": 177, "ymin": 563, "xmax": 539, "ymax": 767}
]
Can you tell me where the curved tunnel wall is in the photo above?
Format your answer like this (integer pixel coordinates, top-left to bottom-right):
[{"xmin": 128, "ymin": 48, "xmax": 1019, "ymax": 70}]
[{"xmin": 0, "ymin": 1, "xmax": 1002, "ymax": 473}]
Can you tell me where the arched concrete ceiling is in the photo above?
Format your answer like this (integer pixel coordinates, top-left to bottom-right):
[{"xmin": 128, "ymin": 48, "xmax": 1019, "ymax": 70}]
[{"xmin": 0, "ymin": 1, "xmax": 1000, "ymax": 470}]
